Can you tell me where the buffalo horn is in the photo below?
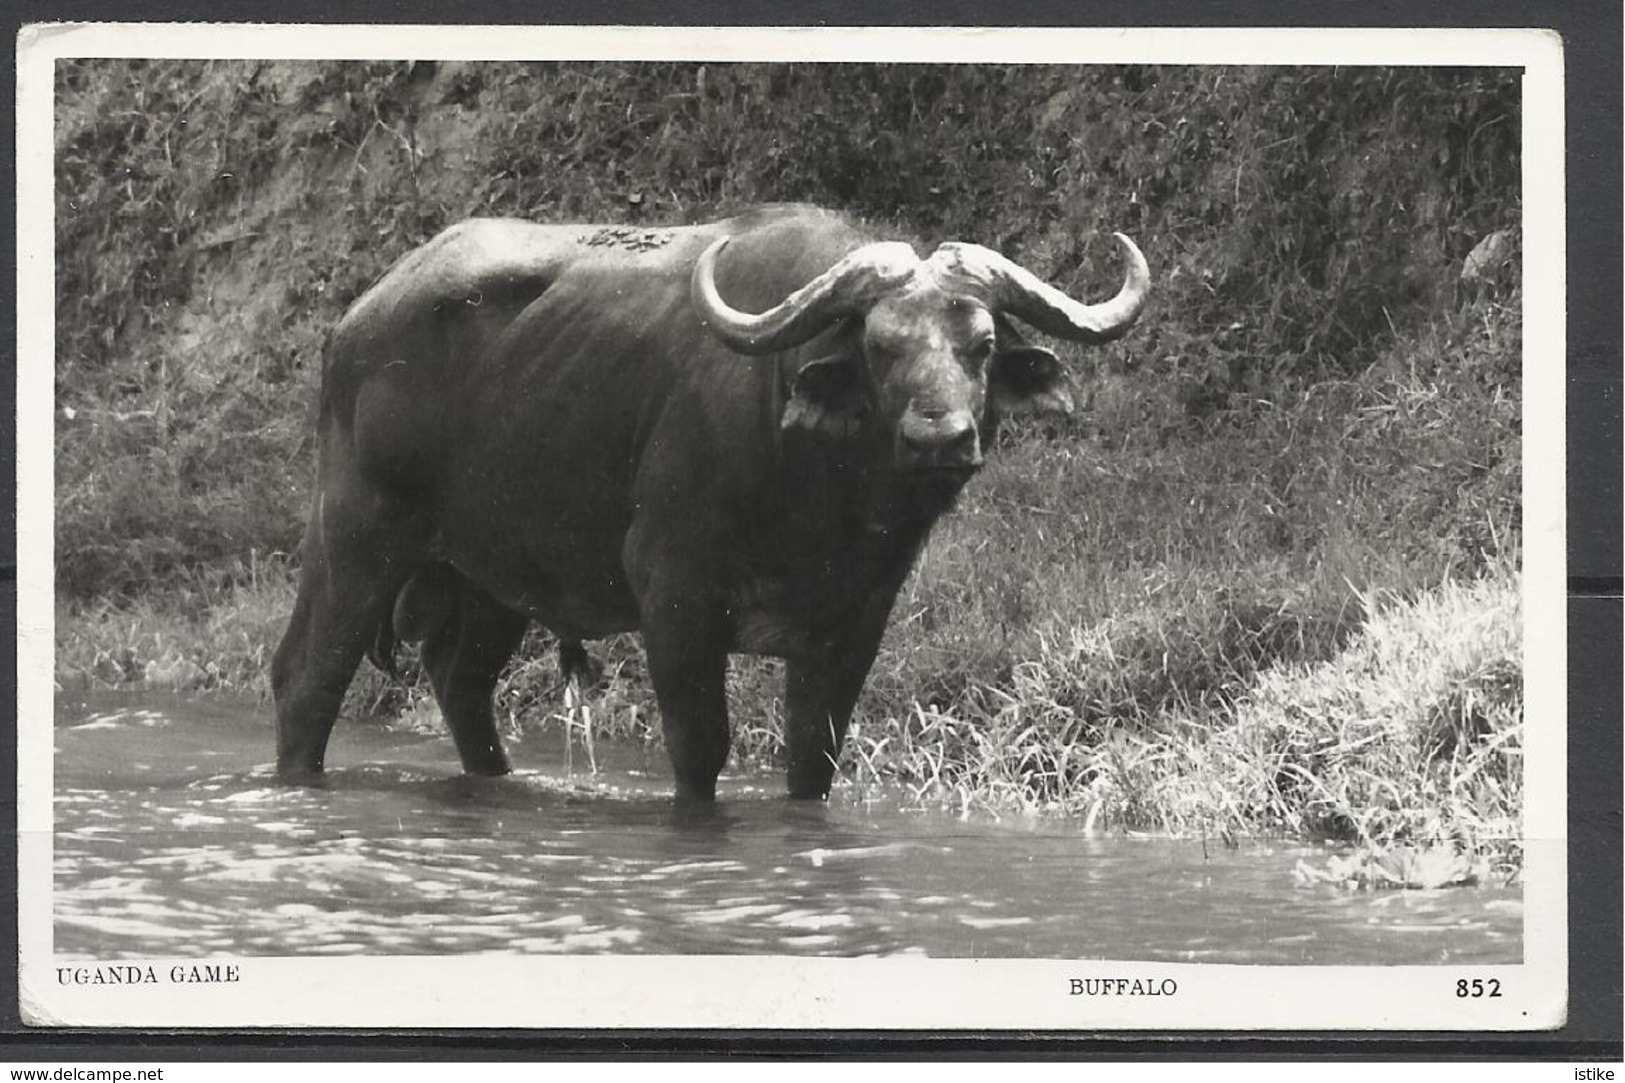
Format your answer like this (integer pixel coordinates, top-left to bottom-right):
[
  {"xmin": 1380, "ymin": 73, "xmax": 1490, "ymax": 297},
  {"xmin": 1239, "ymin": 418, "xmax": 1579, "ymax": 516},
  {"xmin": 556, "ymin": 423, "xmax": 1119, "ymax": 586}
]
[
  {"xmin": 692, "ymin": 237, "xmax": 919, "ymax": 355},
  {"xmin": 940, "ymin": 233, "xmax": 1150, "ymax": 344}
]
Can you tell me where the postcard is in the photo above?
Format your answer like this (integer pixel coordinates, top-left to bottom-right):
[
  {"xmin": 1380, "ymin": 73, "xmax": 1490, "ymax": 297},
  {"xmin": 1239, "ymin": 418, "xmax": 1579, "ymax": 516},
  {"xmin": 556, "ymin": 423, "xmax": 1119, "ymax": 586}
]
[{"xmin": 19, "ymin": 23, "xmax": 1565, "ymax": 1030}]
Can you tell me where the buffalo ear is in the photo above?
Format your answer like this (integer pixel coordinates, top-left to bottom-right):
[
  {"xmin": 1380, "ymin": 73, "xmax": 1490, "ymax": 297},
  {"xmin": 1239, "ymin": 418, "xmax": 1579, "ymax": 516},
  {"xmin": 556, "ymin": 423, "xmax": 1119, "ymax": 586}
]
[
  {"xmin": 991, "ymin": 342, "xmax": 1075, "ymax": 417},
  {"xmin": 782, "ymin": 355, "xmax": 868, "ymax": 438}
]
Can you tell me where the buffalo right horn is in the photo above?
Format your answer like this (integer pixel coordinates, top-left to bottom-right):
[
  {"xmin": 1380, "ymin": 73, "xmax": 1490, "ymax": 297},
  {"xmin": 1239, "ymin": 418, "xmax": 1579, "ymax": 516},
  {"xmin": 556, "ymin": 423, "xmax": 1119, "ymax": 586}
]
[
  {"xmin": 935, "ymin": 233, "xmax": 1151, "ymax": 345},
  {"xmin": 691, "ymin": 237, "xmax": 920, "ymax": 355}
]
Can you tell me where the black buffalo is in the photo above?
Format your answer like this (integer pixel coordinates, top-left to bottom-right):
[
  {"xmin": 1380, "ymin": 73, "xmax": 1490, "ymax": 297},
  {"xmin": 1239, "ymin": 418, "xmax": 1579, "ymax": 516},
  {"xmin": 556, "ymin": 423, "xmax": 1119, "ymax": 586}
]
[{"xmin": 272, "ymin": 205, "xmax": 1148, "ymax": 800}]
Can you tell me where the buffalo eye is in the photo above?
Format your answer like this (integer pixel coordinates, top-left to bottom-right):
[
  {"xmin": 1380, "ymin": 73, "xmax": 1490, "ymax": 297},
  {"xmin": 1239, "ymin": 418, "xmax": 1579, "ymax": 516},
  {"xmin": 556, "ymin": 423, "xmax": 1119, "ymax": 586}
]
[
  {"xmin": 965, "ymin": 336, "xmax": 995, "ymax": 368},
  {"xmin": 861, "ymin": 335, "xmax": 903, "ymax": 371}
]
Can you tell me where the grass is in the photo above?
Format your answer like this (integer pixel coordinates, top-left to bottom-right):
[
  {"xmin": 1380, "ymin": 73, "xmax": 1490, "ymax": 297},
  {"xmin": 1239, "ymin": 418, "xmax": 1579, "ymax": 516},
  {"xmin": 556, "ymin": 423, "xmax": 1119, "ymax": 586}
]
[{"xmin": 839, "ymin": 569, "xmax": 1520, "ymax": 861}]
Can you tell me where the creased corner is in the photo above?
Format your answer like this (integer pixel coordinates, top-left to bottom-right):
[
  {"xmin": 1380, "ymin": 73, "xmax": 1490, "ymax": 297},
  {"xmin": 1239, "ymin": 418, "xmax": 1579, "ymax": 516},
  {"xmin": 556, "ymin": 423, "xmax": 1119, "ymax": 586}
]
[{"xmin": 19, "ymin": 977, "xmax": 68, "ymax": 1027}]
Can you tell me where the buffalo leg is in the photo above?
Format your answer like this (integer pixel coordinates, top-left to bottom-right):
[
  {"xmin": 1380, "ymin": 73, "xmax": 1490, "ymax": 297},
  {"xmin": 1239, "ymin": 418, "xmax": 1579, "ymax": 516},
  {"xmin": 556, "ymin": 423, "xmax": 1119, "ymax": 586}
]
[
  {"xmin": 643, "ymin": 609, "xmax": 731, "ymax": 802},
  {"xmin": 783, "ymin": 645, "xmax": 885, "ymax": 800},
  {"xmin": 783, "ymin": 599, "xmax": 894, "ymax": 799},
  {"xmin": 272, "ymin": 495, "xmax": 416, "ymax": 778},
  {"xmin": 421, "ymin": 576, "xmax": 528, "ymax": 775}
]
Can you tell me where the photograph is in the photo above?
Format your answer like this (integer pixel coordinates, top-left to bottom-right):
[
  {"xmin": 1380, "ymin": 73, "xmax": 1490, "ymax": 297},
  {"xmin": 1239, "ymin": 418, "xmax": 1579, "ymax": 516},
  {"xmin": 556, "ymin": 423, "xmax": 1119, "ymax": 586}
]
[{"xmin": 17, "ymin": 23, "xmax": 1566, "ymax": 1030}]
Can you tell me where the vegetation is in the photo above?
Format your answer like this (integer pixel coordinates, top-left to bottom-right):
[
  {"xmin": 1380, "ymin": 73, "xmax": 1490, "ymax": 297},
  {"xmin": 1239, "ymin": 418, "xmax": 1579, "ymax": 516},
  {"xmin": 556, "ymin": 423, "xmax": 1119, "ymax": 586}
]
[{"xmin": 54, "ymin": 61, "xmax": 1523, "ymax": 881}]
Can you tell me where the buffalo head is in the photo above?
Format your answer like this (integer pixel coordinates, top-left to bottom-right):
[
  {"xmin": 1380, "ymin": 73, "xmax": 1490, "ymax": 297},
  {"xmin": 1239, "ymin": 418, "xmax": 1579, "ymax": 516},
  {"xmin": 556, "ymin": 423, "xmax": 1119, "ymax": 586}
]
[{"xmin": 690, "ymin": 232, "xmax": 1149, "ymax": 480}]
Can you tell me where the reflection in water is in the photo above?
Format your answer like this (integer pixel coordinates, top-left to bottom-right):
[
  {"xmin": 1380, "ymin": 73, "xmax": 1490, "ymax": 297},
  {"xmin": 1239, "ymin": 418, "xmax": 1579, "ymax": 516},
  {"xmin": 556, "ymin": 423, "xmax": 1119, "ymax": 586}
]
[{"xmin": 52, "ymin": 694, "xmax": 1523, "ymax": 962}]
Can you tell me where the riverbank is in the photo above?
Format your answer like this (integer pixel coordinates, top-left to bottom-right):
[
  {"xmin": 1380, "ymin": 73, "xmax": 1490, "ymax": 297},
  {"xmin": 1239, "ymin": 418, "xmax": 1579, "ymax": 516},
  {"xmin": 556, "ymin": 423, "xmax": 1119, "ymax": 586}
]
[{"xmin": 51, "ymin": 555, "xmax": 1524, "ymax": 889}]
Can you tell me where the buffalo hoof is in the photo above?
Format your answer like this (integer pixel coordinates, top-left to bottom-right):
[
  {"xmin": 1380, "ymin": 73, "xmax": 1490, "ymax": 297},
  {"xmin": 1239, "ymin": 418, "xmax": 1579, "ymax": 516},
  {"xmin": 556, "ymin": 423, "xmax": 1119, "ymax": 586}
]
[{"xmin": 272, "ymin": 765, "xmax": 332, "ymax": 788}]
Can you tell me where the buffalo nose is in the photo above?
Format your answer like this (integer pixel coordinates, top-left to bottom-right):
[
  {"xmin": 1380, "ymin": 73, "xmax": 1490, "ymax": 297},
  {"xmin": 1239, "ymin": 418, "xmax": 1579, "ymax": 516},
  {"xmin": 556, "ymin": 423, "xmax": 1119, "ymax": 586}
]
[{"xmin": 898, "ymin": 407, "xmax": 983, "ymax": 470}]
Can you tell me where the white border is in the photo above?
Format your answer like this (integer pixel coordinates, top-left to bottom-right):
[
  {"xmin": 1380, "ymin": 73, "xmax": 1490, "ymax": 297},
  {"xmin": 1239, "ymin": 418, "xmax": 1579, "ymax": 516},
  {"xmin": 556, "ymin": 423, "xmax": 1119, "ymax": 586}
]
[{"xmin": 17, "ymin": 23, "xmax": 1567, "ymax": 1030}]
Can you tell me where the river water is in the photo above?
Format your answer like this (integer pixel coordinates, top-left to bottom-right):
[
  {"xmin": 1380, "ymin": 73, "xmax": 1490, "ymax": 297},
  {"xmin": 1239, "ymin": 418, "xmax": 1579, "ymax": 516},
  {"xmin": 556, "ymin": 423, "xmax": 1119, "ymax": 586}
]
[{"xmin": 51, "ymin": 693, "xmax": 1522, "ymax": 962}]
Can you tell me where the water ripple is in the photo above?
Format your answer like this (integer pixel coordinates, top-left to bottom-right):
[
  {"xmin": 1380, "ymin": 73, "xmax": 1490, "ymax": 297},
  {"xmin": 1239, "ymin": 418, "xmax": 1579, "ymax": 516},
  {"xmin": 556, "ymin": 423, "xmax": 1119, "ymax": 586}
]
[{"xmin": 52, "ymin": 693, "xmax": 1524, "ymax": 962}]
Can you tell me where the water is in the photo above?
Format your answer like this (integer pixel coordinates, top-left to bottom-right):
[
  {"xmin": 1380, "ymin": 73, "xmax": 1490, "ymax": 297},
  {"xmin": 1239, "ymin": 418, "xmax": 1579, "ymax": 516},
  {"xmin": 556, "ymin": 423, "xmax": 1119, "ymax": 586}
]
[{"xmin": 53, "ymin": 693, "xmax": 1522, "ymax": 962}]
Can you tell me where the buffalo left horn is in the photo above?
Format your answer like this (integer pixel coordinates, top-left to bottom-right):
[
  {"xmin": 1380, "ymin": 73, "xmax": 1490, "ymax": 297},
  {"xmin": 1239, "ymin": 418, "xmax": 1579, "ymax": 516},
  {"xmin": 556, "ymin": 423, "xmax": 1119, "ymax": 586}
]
[
  {"xmin": 692, "ymin": 237, "xmax": 920, "ymax": 355},
  {"xmin": 934, "ymin": 234, "xmax": 1150, "ymax": 344}
]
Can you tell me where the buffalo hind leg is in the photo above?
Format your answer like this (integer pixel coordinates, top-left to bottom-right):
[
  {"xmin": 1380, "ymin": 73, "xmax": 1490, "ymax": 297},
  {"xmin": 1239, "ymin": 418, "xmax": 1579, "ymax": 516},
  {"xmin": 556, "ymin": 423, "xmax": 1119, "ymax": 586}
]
[
  {"xmin": 421, "ymin": 575, "xmax": 529, "ymax": 776},
  {"xmin": 272, "ymin": 499, "xmax": 417, "ymax": 778}
]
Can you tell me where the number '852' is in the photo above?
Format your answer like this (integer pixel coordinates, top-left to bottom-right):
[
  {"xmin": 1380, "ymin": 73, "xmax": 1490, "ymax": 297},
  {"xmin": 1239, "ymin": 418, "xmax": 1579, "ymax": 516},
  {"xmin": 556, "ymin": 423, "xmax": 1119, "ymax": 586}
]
[{"xmin": 1456, "ymin": 978, "xmax": 1502, "ymax": 998}]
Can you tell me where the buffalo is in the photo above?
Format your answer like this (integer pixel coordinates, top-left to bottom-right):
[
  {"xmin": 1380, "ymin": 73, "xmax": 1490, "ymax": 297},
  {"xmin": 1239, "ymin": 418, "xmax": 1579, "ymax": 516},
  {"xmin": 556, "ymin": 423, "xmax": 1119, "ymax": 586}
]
[{"xmin": 272, "ymin": 205, "xmax": 1148, "ymax": 800}]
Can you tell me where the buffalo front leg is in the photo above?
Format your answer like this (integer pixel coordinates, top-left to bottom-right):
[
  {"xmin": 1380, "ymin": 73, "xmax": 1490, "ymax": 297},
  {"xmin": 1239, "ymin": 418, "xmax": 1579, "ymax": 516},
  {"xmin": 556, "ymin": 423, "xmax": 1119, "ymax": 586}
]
[
  {"xmin": 271, "ymin": 501, "xmax": 416, "ymax": 778},
  {"xmin": 421, "ymin": 575, "xmax": 528, "ymax": 776},
  {"xmin": 643, "ymin": 607, "xmax": 731, "ymax": 802},
  {"xmin": 784, "ymin": 620, "xmax": 890, "ymax": 800}
]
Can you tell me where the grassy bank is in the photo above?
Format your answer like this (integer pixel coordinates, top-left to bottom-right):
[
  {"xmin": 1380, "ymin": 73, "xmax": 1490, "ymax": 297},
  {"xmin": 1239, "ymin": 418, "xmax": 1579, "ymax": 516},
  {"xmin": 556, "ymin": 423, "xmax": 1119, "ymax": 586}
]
[{"xmin": 54, "ymin": 60, "xmax": 1524, "ymax": 883}]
